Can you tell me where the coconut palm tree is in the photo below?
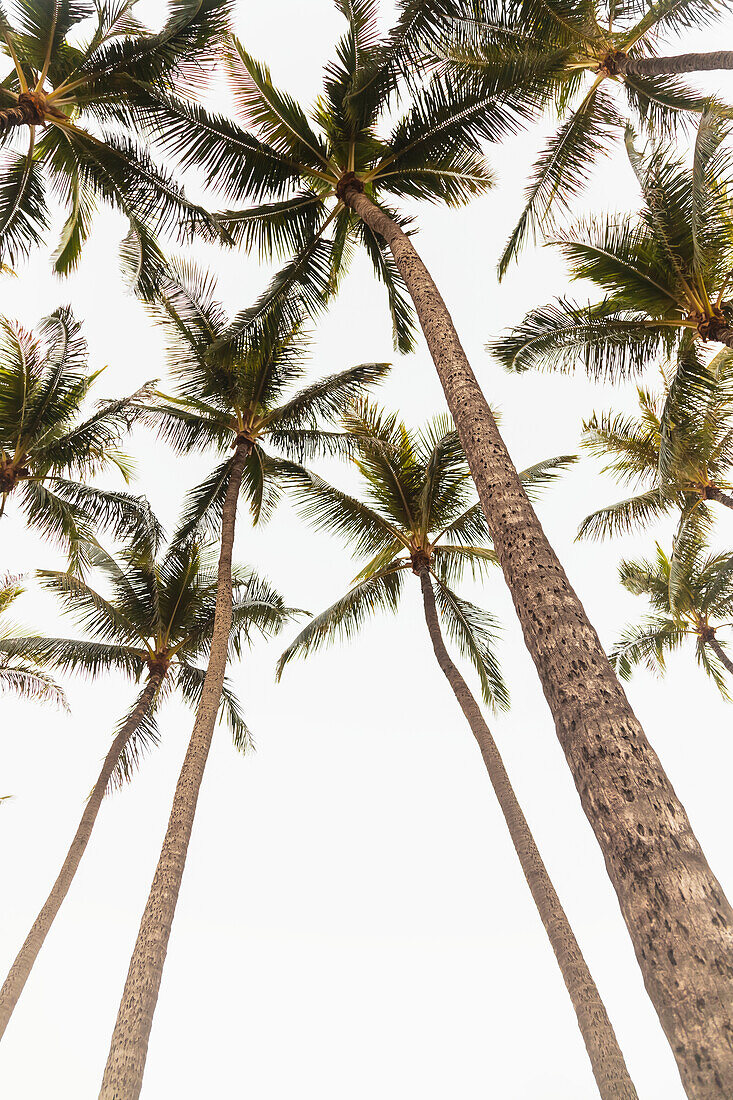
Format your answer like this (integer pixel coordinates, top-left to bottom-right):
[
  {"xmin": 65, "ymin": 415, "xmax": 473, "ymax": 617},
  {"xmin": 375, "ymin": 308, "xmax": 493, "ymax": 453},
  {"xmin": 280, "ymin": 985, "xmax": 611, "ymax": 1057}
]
[
  {"xmin": 97, "ymin": 268, "xmax": 389, "ymax": 1099},
  {"xmin": 610, "ymin": 537, "xmax": 733, "ymax": 695},
  {"xmin": 0, "ymin": 305, "xmax": 151, "ymax": 570},
  {"xmin": 0, "ymin": 0, "xmax": 228, "ymax": 280},
  {"xmin": 427, "ymin": 0, "xmax": 733, "ymax": 271},
  {"xmin": 276, "ymin": 400, "xmax": 637, "ymax": 1100},
  {"xmin": 149, "ymin": 11, "xmax": 733, "ymax": 1089},
  {"xmin": 492, "ymin": 110, "xmax": 733, "ymax": 377},
  {"xmin": 0, "ymin": 572, "xmax": 65, "ymax": 707},
  {"xmin": 0, "ymin": 530, "xmax": 293, "ymax": 1040},
  {"xmin": 579, "ymin": 346, "xmax": 733, "ymax": 541}
]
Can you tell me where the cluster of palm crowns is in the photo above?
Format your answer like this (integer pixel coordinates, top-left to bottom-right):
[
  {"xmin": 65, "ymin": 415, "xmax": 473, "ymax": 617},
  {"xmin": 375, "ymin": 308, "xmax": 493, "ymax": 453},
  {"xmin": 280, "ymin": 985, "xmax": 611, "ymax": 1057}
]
[{"xmin": 0, "ymin": 2, "xmax": 733, "ymax": 1098}]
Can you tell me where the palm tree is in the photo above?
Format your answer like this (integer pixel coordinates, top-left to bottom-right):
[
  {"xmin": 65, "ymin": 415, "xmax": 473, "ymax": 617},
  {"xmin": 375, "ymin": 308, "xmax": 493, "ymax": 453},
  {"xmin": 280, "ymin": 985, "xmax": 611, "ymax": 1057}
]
[
  {"xmin": 0, "ymin": 0, "xmax": 228, "ymax": 280},
  {"xmin": 0, "ymin": 531, "xmax": 293, "ymax": 1040},
  {"xmin": 277, "ymin": 400, "xmax": 637, "ymax": 1100},
  {"xmin": 610, "ymin": 537, "xmax": 733, "ymax": 695},
  {"xmin": 428, "ymin": 0, "xmax": 733, "ymax": 271},
  {"xmin": 492, "ymin": 110, "xmax": 733, "ymax": 377},
  {"xmin": 0, "ymin": 572, "xmax": 65, "ymax": 707},
  {"xmin": 0, "ymin": 305, "xmax": 151, "ymax": 570},
  {"xmin": 97, "ymin": 268, "xmax": 389, "ymax": 1099},
  {"xmin": 152, "ymin": 11, "xmax": 733, "ymax": 1090},
  {"xmin": 579, "ymin": 346, "xmax": 733, "ymax": 541}
]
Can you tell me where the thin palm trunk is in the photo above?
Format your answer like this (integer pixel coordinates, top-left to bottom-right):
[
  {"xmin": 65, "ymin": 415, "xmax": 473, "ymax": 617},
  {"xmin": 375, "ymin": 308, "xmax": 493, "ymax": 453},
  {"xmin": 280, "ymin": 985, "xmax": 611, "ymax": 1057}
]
[
  {"xmin": 342, "ymin": 182, "xmax": 733, "ymax": 1099},
  {"xmin": 623, "ymin": 52, "xmax": 733, "ymax": 76},
  {"xmin": 418, "ymin": 568, "xmax": 637, "ymax": 1100},
  {"xmin": 707, "ymin": 635, "xmax": 733, "ymax": 676},
  {"xmin": 97, "ymin": 439, "xmax": 250, "ymax": 1100},
  {"xmin": 0, "ymin": 671, "xmax": 163, "ymax": 1040}
]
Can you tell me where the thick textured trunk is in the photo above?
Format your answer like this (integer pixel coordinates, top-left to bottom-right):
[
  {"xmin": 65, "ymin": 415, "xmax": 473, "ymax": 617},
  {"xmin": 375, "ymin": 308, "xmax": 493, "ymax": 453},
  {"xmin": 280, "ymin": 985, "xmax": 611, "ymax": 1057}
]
[
  {"xmin": 0, "ymin": 94, "xmax": 45, "ymax": 134},
  {"xmin": 418, "ymin": 569, "xmax": 637, "ymax": 1100},
  {"xmin": 97, "ymin": 442, "xmax": 249, "ymax": 1100},
  {"xmin": 708, "ymin": 487, "xmax": 733, "ymax": 509},
  {"xmin": 343, "ymin": 183, "xmax": 733, "ymax": 1099},
  {"xmin": 0, "ymin": 672, "xmax": 162, "ymax": 1040},
  {"xmin": 624, "ymin": 52, "xmax": 733, "ymax": 77},
  {"xmin": 707, "ymin": 636, "xmax": 733, "ymax": 677}
]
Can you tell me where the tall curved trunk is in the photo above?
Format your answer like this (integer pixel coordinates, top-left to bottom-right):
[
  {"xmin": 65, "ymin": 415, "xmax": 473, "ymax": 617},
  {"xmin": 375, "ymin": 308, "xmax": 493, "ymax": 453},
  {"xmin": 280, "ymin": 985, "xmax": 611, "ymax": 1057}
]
[
  {"xmin": 97, "ymin": 440, "xmax": 250, "ymax": 1100},
  {"xmin": 0, "ymin": 671, "xmax": 163, "ymax": 1040},
  {"xmin": 418, "ymin": 569, "xmax": 637, "ymax": 1100},
  {"xmin": 343, "ymin": 183, "xmax": 733, "ymax": 1100},
  {"xmin": 623, "ymin": 52, "xmax": 733, "ymax": 77}
]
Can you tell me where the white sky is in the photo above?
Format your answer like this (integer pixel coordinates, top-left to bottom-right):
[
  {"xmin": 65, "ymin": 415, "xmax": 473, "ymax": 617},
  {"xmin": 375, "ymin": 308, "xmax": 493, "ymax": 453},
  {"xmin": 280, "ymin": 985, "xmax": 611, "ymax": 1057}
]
[{"xmin": 2, "ymin": 3, "xmax": 733, "ymax": 1098}]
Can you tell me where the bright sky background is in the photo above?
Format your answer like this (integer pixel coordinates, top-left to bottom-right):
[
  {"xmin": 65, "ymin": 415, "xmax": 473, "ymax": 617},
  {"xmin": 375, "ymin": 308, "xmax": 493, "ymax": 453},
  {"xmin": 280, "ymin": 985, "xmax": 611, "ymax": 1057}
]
[{"xmin": 2, "ymin": 3, "xmax": 733, "ymax": 1098}]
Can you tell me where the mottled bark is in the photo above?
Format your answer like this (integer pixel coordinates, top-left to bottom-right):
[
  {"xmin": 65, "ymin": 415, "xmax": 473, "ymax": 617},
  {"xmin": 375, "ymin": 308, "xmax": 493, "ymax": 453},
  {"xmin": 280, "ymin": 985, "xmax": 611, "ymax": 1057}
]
[
  {"xmin": 0, "ymin": 672, "xmax": 163, "ymax": 1040},
  {"xmin": 98, "ymin": 441, "xmax": 250, "ymax": 1100},
  {"xmin": 418, "ymin": 569, "xmax": 637, "ymax": 1100},
  {"xmin": 707, "ymin": 636, "xmax": 733, "ymax": 678},
  {"xmin": 343, "ymin": 183, "xmax": 733, "ymax": 1099},
  {"xmin": 624, "ymin": 52, "xmax": 733, "ymax": 77},
  {"xmin": 0, "ymin": 93, "xmax": 45, "ymax": 133},
  {"xmin": 708, "ymin": 487, "xmax": 733, "ymax": 510}
]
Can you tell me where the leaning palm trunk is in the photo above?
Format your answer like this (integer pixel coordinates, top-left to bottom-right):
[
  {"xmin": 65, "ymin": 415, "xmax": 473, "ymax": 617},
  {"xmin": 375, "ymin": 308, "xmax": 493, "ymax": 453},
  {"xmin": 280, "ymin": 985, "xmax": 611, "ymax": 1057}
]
[
  {"xmin": 707, "ymin": 637, "xmax": 733, "ymax": 677},
  {"xmin": 97, "ymin": 439, "xmax": 250, "ymax": 1100},
  {"xmin": 707, "ymin": 487, "xmax": 733, "ymax": 508},
  {"xmin": 341, "ymin": 182, "xmax": 733, "ymax": 1099},
  {"xmin": 0, "ymin": 671, "xmax": 163, "ymax": 1040},
  {"xmin": 417, "ymin": 569, "xmax": 637, "ymax": 1100},
  {"xmin": 622, "ymin": 52, "xmax": 733, "ymax": 76},
  {"xmin": 0, "ymin": 93, "xmax": 45, "ymax": 134}
]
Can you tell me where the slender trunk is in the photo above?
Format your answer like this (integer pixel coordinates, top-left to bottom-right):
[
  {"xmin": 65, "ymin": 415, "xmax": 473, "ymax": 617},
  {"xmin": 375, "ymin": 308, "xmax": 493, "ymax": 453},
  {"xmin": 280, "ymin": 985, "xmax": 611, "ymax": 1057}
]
[
  {"xmin": 708, "ymin": 487, "xmax": 733, "ymax": 509},
  {"xmin": 707, "ymin": 636, "xmax": 733, "ymax": 677},
  {"xmin": 624, "ymin": 52, "xmax": 733, "ymax": 77},
  {"xmin": 417, "ymin": 569, "xmax": 637, "ymax": 1100},
  {"xmin": 343, "ymin": 182, "xmax": 733, "ymax": 1099},
  {"xmin": 0, "ymin": 672, "xmax": 163, "ymax": 1040},
  {"xmin": 98, "ymin": 441, "xmax": 250, "ymax": 1100}
]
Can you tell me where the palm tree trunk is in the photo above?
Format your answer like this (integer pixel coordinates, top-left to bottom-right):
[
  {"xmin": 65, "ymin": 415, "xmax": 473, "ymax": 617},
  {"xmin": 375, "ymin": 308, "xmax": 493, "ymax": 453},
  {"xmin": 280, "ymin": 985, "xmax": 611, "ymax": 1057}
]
[
  {"xmin": 623, "ymin": 52, "xmax": 733, "ymax": 77},
  {"xmin": 0, "ymin": 94, "xmax": 45, "ymax": 133},
  {"xmin": 417, "ymin": 568, "xmax": 637, "ymax": 1100},
  {"xmin": 342, "ymin": 181, "xmax": 733, "ymax": 1100},
  {"xmin": 707, "ymin": 636, "xmax": 733, "ymax": 677},
  {"xmin": 97, "ymin": 440, "xmax": 250, "ymax": 1100},
  {"xmin": 708, "ymin": 487, "xmax": 733, "ymax": 509},
  {"xmin": 0, "ymin": 671, "xmax": 163, "ymax": 1040}
]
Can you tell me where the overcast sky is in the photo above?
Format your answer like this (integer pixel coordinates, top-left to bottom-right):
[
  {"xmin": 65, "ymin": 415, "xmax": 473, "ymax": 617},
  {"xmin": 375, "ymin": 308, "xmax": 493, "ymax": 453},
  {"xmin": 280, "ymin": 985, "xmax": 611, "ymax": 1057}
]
[{"xmin": 2, "ymin": 3, "xmax": 733, "ymax": 1098}]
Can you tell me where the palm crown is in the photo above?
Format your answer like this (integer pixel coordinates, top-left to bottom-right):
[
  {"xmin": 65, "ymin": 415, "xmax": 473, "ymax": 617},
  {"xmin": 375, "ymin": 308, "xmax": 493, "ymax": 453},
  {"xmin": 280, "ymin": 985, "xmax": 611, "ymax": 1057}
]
[
  {"xmin": 0, "ymin": 572, "xmax": 66, "ymax": 707},
  {"xmin": 579, "ymin": 345, "xmax": 733, "ymax": 541},
  {"xmin": 277, "ymin": 399, "xmax": 575, "ymax": 708},
  {"xmin": 433, "ymin": 0, "xmax": 728, "ymax": 272},
  {"xmin": 491, "ymin": 110, "xmax": 733, "ymax": 377},
  {"xmin": 0, "ymin": 305, "xmax": 152, "ymax": 568},
  {"xmin": 151, "ymin": 0, "xmax": 556, "ymax": 353},
  {"xmin": 2, "ymin": 535, "xmax": 294, "ymax": 785},
  {"xmin": 611, "ymin": 535, "xmax": 733, "ymax": 697},
  {"xmin": 0, "ymin": 0, "xmax": 229, "ymax": 277},
  {"xmin": 140, "ymin": 262, "xmax": 391, "ymax": 542}
]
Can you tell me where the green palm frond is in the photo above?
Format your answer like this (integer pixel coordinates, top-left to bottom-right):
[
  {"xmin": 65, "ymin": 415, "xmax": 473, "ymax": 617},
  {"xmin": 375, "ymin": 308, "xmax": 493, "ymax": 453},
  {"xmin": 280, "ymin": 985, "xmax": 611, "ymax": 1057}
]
[
  {"xmin": 276, "ymin": 565, "xmax": 407, "ymax": 678},
  {"xmin": 499, "ymin": 85, "xmax": 622, "ymax": 277},
  {"xmin": 430, "ymin": 573, "xmax": 509, "ymax": 710},
  {"xmin": 490, "ymin": 298, "xmax": 676, "ymax": 377},
  {"xmin": 577, "ymin": 487, "xmax": 675, "ymax": 540},
  {"xmin": 0, "ymin": 0, "xmax": 231, "ymax": 269},
  {"xmin": 280, "ymin": 398, "xmax": 569, "ymax": 708}
]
